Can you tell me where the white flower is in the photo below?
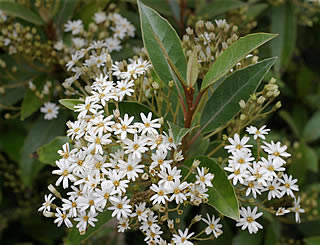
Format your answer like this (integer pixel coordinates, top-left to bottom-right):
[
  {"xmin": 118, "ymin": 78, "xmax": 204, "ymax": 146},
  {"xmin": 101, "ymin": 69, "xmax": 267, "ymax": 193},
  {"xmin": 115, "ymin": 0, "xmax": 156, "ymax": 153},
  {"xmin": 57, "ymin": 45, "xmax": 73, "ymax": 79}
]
[
  {"xmin": 118, "ymin": 217, "xmax": 130, "ymax": 232},
  {"xmin": 172, "ymin": 228, "xmax": 194, "ymax": 245},
  {"xmin": 168, "ymin": 180, "xmax": 189, "ymax": 204},
  {"xmin": 40, "ymin": 102, "xmax": 59, "ymax": 120},
  {"xmin": 131, "ymin": 202, "xmax": 149, "ymax": 222},
  {"xmin": 246, "ymin": 125, "xmax": 270, "ymax": 140},
  {"xmin": 62, "ymin": 197, "xmax": 78, "ymax": 217},
  {"xmin": 290, "ymin": 196, "xmax": 304, "ymax": 223},
  {"xmin": 114, "ymin": 114, "xmax": 136, "ymax": 140},
  {"xmin": 236, "ymin": 206, "xmax": 263, "ymax": 234},
  {"xmin": 118, "ymin": 154, "xmax": 144, "ymax": 181},
  {"xmin": 93, "ymin": 180, "xmax": 117, "ymax": 209},
  {"xmin": 75, "ymin": 211, "xmax": 98, "ymax": 233},
  {"xmin": 123, "ymin": 134, "xmax": 148, "ymax": 159},
  {"xmin": 108, "ymin": 196, "xmax": 132, "ymax": 220},
  {"xmin": 54, "ymin": 40, "xmax": 64, "ymax": 51},
  {"xmin": 158, "ymin": 165, "xmax": 181, "ymax": 189},
  {"xmin": 105, "ymin": 37, "xmax": 122, "ymax": 52},
  {"xmin": 276, "ymin": 207, "xmax": 290, "ymax": 216},
  {"xmin": 195, "ymin": 167, "xmax": 214, "ymax": 188},
  {"xmin": 85, "ymin": 130, "xmax": 112, "ymax": 155},
  {"xmin": 52, "ymin": 159, "xmax": 76, "ymax": 189},
  {"xmin": 116, "ymin": 79, "xmax": 135, "ymax": 101},
  {"xmin": 105, "ymin": 170, "xmax": 129, "ymax": 194},
  {"xmin": 145, "ymin": 225, "xmax": 163, "ymax": 243},
  {"xmin": 244, "ymin": 181, "xmax": 261, "ymax": 199},
  {"xmin": 74, "ymin": 97, "xmax": 102, "ymax": 119},
  {"xmin": 279, "ymin": 174, "xmax": 299, "ymax": 198},
  {"xmin": 54, "ymin": 208, "xmax": 73, "ymax": 228},
  {"xmin": 224, "ymin": 133, "xmax": 252, "ymax": 153},
  {"xmin": 150, "ymin": 183, "xmax": 169, "ymax": 205},
  {"xmin": 262, "ymin": 141, "xmax": 291, "ymax": 165},
  {"xmin": 262, "ymin": 179, "xmax": 282, "ymax": 200},
  {"xmin": 229, "ymin": 150, "xmax": 254, "ymax": 171},
  {"xmin": 94, "ymin": 12, "xmax": 107, "ymax": 24},
  {"xmin": 38, "ymin": 194, "xmax": 55, "ymax": 213},
  {"xmin": 64, "ymin": 20, "xmax": 83, "ymax": 35},
  {"xmin": 67, "ymin": 119, "xmax": 86, "ymax": 140},
  {"xmin": 135, "ymin": 112, "xmax": 161, "ymax": 135},
  {"xmin": 224, "ymin": 164, "xmax": 251, "ymax": 185},
  {"xmin": 202, "ymin": 214, "xmax": 223, "ymax": 237},
  {"xmin": 151, "ymin": 150, "xmax": 172, "ymax": 169},
  {"xmin": 140, "ymin": 212, "xmax": 158, "ymax": 232}
]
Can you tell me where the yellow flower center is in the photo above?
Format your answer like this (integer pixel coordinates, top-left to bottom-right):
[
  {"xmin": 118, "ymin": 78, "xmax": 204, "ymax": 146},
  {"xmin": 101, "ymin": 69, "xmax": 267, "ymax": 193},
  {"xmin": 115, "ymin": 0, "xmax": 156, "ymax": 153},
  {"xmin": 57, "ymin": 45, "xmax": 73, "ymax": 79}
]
[
  {"xmin": 127, "ymin": 165, "xmax": 133, "ymax": 171},
  {"xmin": 62, "ymin": 170, "xmax": 69, "ymax": 176},
  {"xmin": 104, "ymin": 193, "xmax": 110, "ymax": 199},
  {"xmin": 246, "ymin": 216, "xmax": 254, "ymax": 223}
]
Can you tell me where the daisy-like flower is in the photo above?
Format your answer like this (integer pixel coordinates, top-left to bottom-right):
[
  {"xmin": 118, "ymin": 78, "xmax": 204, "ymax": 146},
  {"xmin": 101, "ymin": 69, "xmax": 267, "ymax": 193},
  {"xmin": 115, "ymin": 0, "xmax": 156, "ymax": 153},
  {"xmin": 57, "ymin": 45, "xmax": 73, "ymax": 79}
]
[
  {"xmin": 140, "ymin": 212, "xmax": 159, "ymax": 232},
  {"xmin": 123, "ymin": 134, "xmax": 148, "ymax": 159},
  {"xmin": 38, "ymin": 194, "xmax": 55, "ymax": 213},
  {"xmin": 105, "ymin": 170, "xmax": 129, "ymax": 194},
  {"xmin": 262, "ymin": 141, "xmax": 291, "ymax": 165},
  {"xmin": 116, "ymin": 79, "xmax": 135, "ymax": 101},
  {"xmin": 93, "ymin": 180, "xmax": 118, "ymax": 209},
  {"xmin": 244, "ymin": 181, "xmax": 261, "ymax": 199},
  {"xmin": 168, "ymin": 180, "xmax": 189, "ymax": 204},
  {"xmin": 150, "ymin": 183, "xmax": 169, "ymax": 205},
  {"xmin": 85, "ymin": 131, "xmax": 112, "ymax": 155},
  {"xmin": 145, "ymin": 225, "xmax": 163, "ymax": 243},
  {"xmin": 114, "ymin": 114, "xmax": 136, "ymax": 140},
  {"xmin": 224, "ymin": 133, "xmax": 252, "ymax": 153},
  {"xmin": 172, "ymin": 228, "xmax": 194, "ymax": 245},
  {"xmin": 224, "ymin": 164, "xmax": 251, "ymax": 185},
  {"xmin": 276, "ymin": 207, "xmax": 290, "ymax": 216},
  {"xmin": 229, "ymin": 150, "xmax": 254, "ymax": 171},
  {"xmin": 67, "ymin": 119, "xmax": 86, "ymax": 140},
  {"xmin": 158, "ymin": 165, "xmax": 181, "ymax": 189},
  {"xmin": 117, "ymin": 217, "xmax": 130, "ymax": 232},
  {"xmin": 62, "ymin": 197, "xmax": 78, "ymax": 217},
  {"xmin": 108, "ymin": 196, "xmax": 132, "ymax": 220},
  {"xmin": 74, "ymin": 97, "xmax": 102, "ymax": 119},
  {"xmin": 64, "ymin": 20, "xmax": 83, "ymax": 35},
  {"xmin": 202, "ymin": 214, "xmax": 223, "ymax": 237},
  {"xmin": 118, "ymin": 153, "xmax": 144, "ymax": 181},
  {"xmin": 279, "ymin": 174, "xmax": 299, "ymax": 198},
  {"xmin": 135, "ymin": 112, "xmax": 161, "ymax": 135},
  {"xmin": 75, "ymin": 211, "xmax": 98, "ymax": 233},
  {"xmin": 290, "ymin": 196, "xmax": 304, "ymax": 223},
  {"xmin": 246, "ymin": 125, "xmax": 270, "ymax": 140},
  {"xmin": 236, "ymin": 206, "xmax": 263, "ymax": 234},
  {"xmin": 262, "ymin": 179, "xmax": 282, "ymax": 200},
  {"xmin": 40, "ymin": 102, "xmax": 59, "ymax": 120},
  {"xmin": 52, "ymin": 159, "xmax": 76, "ymax": 189},
  {"xmin": 131, "ymin": 202, "xmax": 149, "ymax": 222},
  {"xmin": 54, "ymin": 208, "xmax": 73, "ymax": 228},
  {"xmin": 150, "ymin": 150, "xmax": 172, "ymax": 169},
  {"xmin": 195, "ymin": 167, "xmax": 214, "ymax": 188}
]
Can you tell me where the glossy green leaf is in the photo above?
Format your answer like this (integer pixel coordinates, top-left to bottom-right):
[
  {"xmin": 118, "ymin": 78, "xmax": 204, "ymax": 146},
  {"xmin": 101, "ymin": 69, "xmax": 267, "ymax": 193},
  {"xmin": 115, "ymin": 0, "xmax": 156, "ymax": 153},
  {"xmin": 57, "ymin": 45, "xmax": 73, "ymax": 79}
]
[
  {"xmin": 37, "ymin": 136, "xmax": 69, "ymax": 166},
  {"xmin": 197, "ymin": 0, "xmax": 246, "ymax": 17},
  {"xmin": 271, "ymin": 2, "xmax": 297, "ymax": 73},
  {"xmin": 138, "ymin": 0, "xmax": 187, "ymax": 85},
  {"xmin": 303, "ymin": 111, "xmax": 320, "ymax": 143},
  {"xmin": 20, "ymin": 89, "xmax": 42, "ymax": 120},
  {"xmin": 279, "ymin": 110, "xmax": 301, "ymax": 138},
  {"xmin": 167, "ymin": 121, "xmax": 197, "ymax": 145},
  {"xmin": 246, "ymin": 3, "xmax": 268, "ymax": 20},
  {"xmin": 200, "ymin": 57, "xmax": 276, "ymax": 134},
  {"xmin": 59, "ymin": 98, "xmax": 83, "ymax": 110},
  {"xmin": 233, "ymin": 230, "xmax": 263, "ymax": 245},
  {"xmin": 186, "ymin": 49, "xmax": 199, "ymax": 87},
  {"xmin": 302, "ymin": 144, "xmax": 318, "ymax": 173},
  {"xmin": 184, "ymin": 156, "xmax": 239, "ymax": 220},
  {"xmin": 66, "ymin": 210, "xmax": 113, "ymax": 245},
  {"xmin": 0, "ymin": 2, "xmax": 44, "ymax": 25},
  {"xmin": 54, "ymin": 0, "xmax": 79, "ymax": 27},
  {"xmin": 19, "ymin": 113, "xmax": 67, "ymax": 186},
  {"xmin": 304, "ymin": 236, "xmax": 320, "ymax": 245},
  {"xmin": 200, "ymin": 33, "xmax": 277, "ymax": 91}
]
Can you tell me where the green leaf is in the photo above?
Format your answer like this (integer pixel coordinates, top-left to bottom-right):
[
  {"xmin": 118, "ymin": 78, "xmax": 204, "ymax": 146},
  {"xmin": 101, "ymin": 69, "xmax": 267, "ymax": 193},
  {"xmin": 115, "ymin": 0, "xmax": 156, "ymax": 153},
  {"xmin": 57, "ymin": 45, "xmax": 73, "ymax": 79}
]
[
  {"xmin": 138, "ymin": 0, "xmax": 187, "ymax": 85},
  {"xmin": 200, "ymin": 33, "xmax": 277, "ymax": 91},
  {"xmin": 184, "ymin": 156, "xmax": 239, "ymax": 220},
  {"xmin": 233, "ymin": 230, "xmax": 263, "ymax": 245},
  {"xmin": 59, "ymin": 98, "xmax": 83, "ymax": 110},
  {"xmin": 200, "ymin": 57, "xmax": 276, "ymax": 134},
  {"xmin": 304, "ymin": 236, "xmax": 320, "ymax": 245},
  {"xmin": 0, "ymin": 2, "xmax": 44, "ymax": 25},
  {"xmin": 66, "ymin": 210, "xmax": 113, "ymax": 245},
  {"xmin": 246, "ymin": 3, "xmax": 268, "ymax": 20},
  {"xmin": 167, "ymin": 121, "xmax": 197, "ymax": 145},
  {"xmin": 197, "ymin": 0, "xmax": 246, "ymax": 17},
  {"xmin": 271, "ymin": 2, "xmax": 297, "ymax": 73},
  {"xmin": 54, "ymin": 0, "xmax": 79, "ymax": 27},
  {"xmin": 186, "ymin": 49, "xmax": 199, "ymax": 87},
  {"xmin": 303, "ymin": 144, "xmax": 318, "ymax": 173},
  {"xmin": 20, "ymin": 89, "xmax": 42, "ymax": 120},
  {"xmin": 303, "ymin": 111, "xmax": 320, "ymax": 143},
  {"xmin": 37, "ymin": 136, "xmax": 69, "ymax": 166},
  {"xmin": 19, "ymin": 113, "xmax": 67, "ymax": 186},
  {"xmin": 278, "ymin": 110, "xmax": 301, "ymax": 138}
]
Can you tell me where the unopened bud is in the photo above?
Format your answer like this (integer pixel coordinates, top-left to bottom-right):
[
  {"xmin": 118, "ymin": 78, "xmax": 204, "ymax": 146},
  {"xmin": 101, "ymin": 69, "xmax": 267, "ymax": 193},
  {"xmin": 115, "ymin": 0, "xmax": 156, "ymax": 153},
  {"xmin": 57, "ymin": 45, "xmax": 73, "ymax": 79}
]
[
  {"xmin": 275, "ymin": 101, "xmax": 282, "ymax": 109},
  {"xmin": 141, "ymin": 173, "xmax": 149, "ymax": 180},
  {"xmin": 113, "ymin": 109, "xmax": 120, "ymax": 118},
  {"xmin": 159, "ymin": 117, "xmax": 164, "ymax": 125},
  {"xmin": 43, "ymin": 211, "xmax": 55, "ymax": 217},
  {"xmin": 169, "ymin": 80, "xmax": 174, "ymax": 88},
  {"xmin": 168, "ymin": 219, "xmax": 174, "ymax": 229},
  {"xmin": 270, "ymin": 77, "xmax": 276, "ymax": 84},
  {"xmin": 239, "ymin": 100, "xmax": 246, "ymax": 109},
  {"xmin": 192, "ymin": 159, "xmax": 201, "ymax": 169},
  {"xmin": 193, "ymin": 215, "xmax": 202, "ymax": 222},
  {"xmin": 175, "ymin": 218, "xmax": 181, "ymax": 224},
  {"xmin": 152, "ymin": 82, "xmax": 159, "ymax": 90},
  {"xmin": 257, "ymin": 96, "xmax": 266, "ymax": 104},
  {"xmin": 48, "ymin": 184, "xmax": 62, "ymax": 199},
  {"xmin": 186, "ymin": 27, "xmax": 193, "ymax": 35},
  {"xmin": 4, "ymin": 113, "xmax": 11, "ymax": 119},
  {"xmin": 222, "ymin": 134, "xmax": 228, "ymax": 141},
  {"xmin": 240, "ymin": 114, "xmax": 247, "ymax": 121}
]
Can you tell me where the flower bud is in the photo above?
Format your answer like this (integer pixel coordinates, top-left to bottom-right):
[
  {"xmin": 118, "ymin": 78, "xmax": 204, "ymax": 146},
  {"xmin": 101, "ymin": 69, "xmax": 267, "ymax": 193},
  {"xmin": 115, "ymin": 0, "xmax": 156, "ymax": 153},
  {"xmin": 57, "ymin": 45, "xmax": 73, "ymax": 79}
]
[
  {"xmin": 240, "ymin": 114, "xmax": 247, "ymax": 121},
  {"xmin": 48, "ymin": 184, "xmax": 62, "ymax": 199},
  {"xmin": 141, "ymin": 173, "xmax": 149, "ymax": 180},
  {"xmin": 239, "ymin": 100, "xmax": 246, "ymax": 109},
  {"xmin": 257, "ymin": 96, "xmax": 266, "ymax": 104},
  {"xmin": 113, "ymin": 109, "xmax": 120, "ymax": 118},
  {"xmin": 169, "ymin": 80, "xmax": 174, "ymax": 88},
  {"xmin": 193, "ymin": 215, "xmax": 202, "ymax": 222},
  {"xmin": 192, "ymin": 159, "xmax": 201, "ymax": 169},
  {"xmin": 168, "ymin": 219, "xmax": 174, "ymax": 229},
  {"xmin": 186, "ymin": 27, "xmax": 193, "ymax": 35}
]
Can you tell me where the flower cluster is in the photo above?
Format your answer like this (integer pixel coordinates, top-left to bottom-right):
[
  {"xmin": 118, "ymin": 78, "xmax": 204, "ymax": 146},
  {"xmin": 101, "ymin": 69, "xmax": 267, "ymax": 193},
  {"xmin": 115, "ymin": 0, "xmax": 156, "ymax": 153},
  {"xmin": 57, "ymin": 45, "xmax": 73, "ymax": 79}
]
[
  {"xmin": 224, "ymin": 125, "xmax": 304, "ymax": 233},
  {"xmin": 38, "ymin": 52, "xmax": 222, "ymax": 243}
]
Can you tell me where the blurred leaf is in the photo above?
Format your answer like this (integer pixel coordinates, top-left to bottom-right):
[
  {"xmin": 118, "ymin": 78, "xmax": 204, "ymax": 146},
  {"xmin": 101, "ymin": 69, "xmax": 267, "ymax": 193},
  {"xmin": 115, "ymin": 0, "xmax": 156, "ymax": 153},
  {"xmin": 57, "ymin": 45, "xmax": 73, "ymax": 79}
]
[
  {"xmin": 200, "ymin": 33, "xmax": 277, "ymax": 90},
  {"xmin": 303, "ymin": 144, "xmax": 319, "ymax": 173},
  {"xmin": 278, "ymin": 110, "xmax": 301, "ymax": 138},
  {"xmin": 167, "ymin": 121, "xmax": 196, "ymax": 145},
  {"xmin": 186, "ymin": 49, "xmax": 199, "ymax": 88},
  {"xmin": 0, "ymin": 87, "xmax": 25, "ymax": 112},
  {"xmin": 168, "ymin": 0, "xmax": 180, "ymax": 22},
  {"xmin": 197, "ymin": 0, "xmax": 246, "ymax": 17},
  {"xmin": 59, "ymin": 98, "xmax": 83, "ymax": 110},
  {"xmin": 66, "ymin": 210, "xmax": 113, "ymax": 245},
  {"xmin": 184, "ymin": 156, "xmax": 239, "ymax": 220},
  {"xmin": 0, "ymin": 2, "xmax": 44, "ymax": 25},
  {"xmin": 265, "ymin": 221, "xmax": 281, "ymax": 245},
  {"xmin": 109, "ymin": 102, "xmax": 155, "ymax": 122},
  {"xmin": 19, "ymin": 113, "xmax": 67, "ymax": 186},
  {"xmin": 20, "ymin": 89, "xmax": 42, "ymax": 120},
  {"xmin": 297, "ymin": 67, "xmax": 314, "ymax": 99},
  {"xmin": 140, "ymin": 0, "xmax": 171, "ymax": 16},
  {"xmin": 271, "ymin": 2, "xmax": 297, "ymax": 73},
  {"xmin": 54, "ymin": 0, "xmax": 79, "ymax": 27},
  {"xmin": 233, "ymin": 230, "xmax": 263, "ymax": 244},
  {"xmin": 246, "ymin": 3, "xmax": 268, "ymax": 20},
  {"xmin": 305, "ymin": 237, "xmax": 320, "ymax": 245},
  {"xmin": 205, "ymin": 140, "xmax": 228, "ymax": 158},
  {"xmin": 38, "ymin": 136, "xmax": 69, "ymax": 166},
  {"xmin": 200, "ymin": 58, "xmax": 276, "ymax": 134},
  {"xmin": 303, "ymin": 111, "xmax": 320, "ymax": 143},
  {"xmin": 138, "ymin": 0, "xmax": 187, "ymax": 85}
]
